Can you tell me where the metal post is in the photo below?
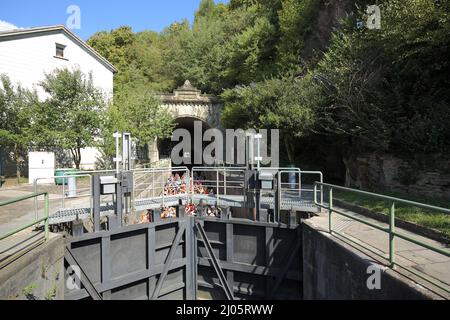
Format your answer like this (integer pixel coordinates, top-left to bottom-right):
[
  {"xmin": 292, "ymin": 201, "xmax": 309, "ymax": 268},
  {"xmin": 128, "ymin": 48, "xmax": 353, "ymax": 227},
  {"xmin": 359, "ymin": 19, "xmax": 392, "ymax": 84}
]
[
  {"xmin": 185, "ymin": 216, "xmax": 197, "ymax": 300},
  {"xmin": 313, "ymin": 183, "xmax": 317, "ymax": 204},
  {"xmin": 93, "ymin": 175, "xmax": 101, "ymax": 232},
  {"xmin": 44, "ymin": 193, "xmax": 49, "ymax": 241},
  {"xmin": 62, "ymin": 175, "xmax": 65, "ymax": 208},
  {"xmin": 276, "ymin": 173, "xmax": 281, "ymax": 222},
  {"xmin": 255, "ymin": 133, "xmax": 262, "ymax": 171},
  {"xmin": 115, "ymin": 172, "xmax": 123, "ymax": 229},
  {"xmin": 328, "ymin": 187, "xmax": 333, "ymax": 233},
  {"xmin": 320, "ymin": 174, "xmax": 324, "ymax": 206},
  {"xmin": 34, "ymin": 180, "xmax": 38, "ymax": 220},
  {"xmin": 216, "ymin": 170, "xmax": 219, "ymax": 205},
  {"xmin": 113, "ymin": 132, "xmax": 121, "ymax": 174},
  {"xmin": 162, "ymin": 171, "xmax": 165, "ymax": 207},
  {"xmin": 389, "ymin": 201, "xmax": 395, "ymax": 268},
  {"xmin": 223, "ymin": 167, "xmax": 227, "ymax": 195},
  {"xmin": 122, "ymin": 133, "xmax": 131, "ymax": 171}
]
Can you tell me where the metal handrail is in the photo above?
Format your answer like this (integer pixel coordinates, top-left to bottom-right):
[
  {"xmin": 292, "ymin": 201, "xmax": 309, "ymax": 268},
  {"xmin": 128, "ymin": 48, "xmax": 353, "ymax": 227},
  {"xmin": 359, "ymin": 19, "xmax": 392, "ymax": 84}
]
[
  {"xmin": 132, "ymin": 167, "xmax": 190, "ymax": 209},
  {"xmin": 313, "ymin": 181, "xmax": 450, "ymax": 293},
  {"xmin": 0, "ymin": 192, "xmax": 49, "ymax": 241},
  {"xmin": 34, "ymin": 174, "xmax": 93, "ymax": 220}
]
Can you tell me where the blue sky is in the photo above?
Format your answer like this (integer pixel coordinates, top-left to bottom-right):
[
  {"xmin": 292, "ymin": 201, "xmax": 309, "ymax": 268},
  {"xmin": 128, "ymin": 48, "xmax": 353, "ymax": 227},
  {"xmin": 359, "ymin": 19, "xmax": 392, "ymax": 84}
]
[{"xmin": 0, "ymin": 0, "xmax": 227, "ymax": 40}]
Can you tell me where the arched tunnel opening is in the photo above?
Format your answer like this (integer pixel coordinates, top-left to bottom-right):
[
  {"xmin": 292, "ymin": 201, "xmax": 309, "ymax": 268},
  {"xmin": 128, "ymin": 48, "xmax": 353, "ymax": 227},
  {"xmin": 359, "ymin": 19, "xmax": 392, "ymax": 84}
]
[{"xmin": 158, "ymin": 116, "xmax": 212, "ymax": 169}]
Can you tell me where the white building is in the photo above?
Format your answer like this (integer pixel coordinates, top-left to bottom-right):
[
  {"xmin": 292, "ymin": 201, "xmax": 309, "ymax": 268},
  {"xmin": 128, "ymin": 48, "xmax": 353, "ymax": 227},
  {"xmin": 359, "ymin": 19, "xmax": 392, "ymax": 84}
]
[{"xmin": 0, "ymin": 25, "xmax": 117, "ymax": 170}]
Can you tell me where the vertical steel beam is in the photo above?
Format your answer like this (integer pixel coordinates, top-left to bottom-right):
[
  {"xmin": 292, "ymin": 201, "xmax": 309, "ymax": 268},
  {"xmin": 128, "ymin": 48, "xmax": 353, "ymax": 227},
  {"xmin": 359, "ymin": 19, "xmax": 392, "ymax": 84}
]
[
  {"xmin": 328, "ymin": 187, "xmax": 333, "ymax": 233},
  {"xmin": 226, "ymin": 222, "xmax": 234, "ymax": 299},
  {"xmin": 93, "ymin": 175, "xmax": 101, "ymax": 232},
  {"xmin": 101, "ymin": 236, "xmax": 111, "ymax": 299},
  {"xmin": 115, "ymin": 173, "xmax": 123, "ymax": 229},
  {"xmin": 185, "ymin": 216, "xmax": 197, "ymax": 300},
  {"xmin": 147, "ymin": 225, "xmax": 156, "ymax": 300}
]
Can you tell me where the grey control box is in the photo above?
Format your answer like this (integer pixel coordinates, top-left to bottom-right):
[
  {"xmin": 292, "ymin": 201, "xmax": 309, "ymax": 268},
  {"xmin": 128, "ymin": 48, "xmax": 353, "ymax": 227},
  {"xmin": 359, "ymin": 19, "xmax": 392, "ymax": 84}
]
[{"xmin": 100, "ymin": 176, "xmax": 118, "ymax": 195}]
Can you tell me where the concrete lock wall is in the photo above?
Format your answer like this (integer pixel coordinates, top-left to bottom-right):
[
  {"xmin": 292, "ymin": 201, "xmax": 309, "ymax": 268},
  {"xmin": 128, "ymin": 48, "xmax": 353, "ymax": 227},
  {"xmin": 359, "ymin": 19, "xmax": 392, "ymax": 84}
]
[
  {"xmin": 1, "ymin": 215, "xmax": 440, "ymax": 300},
  {"xmin": 302, "ymin": 221, "xmax": 438, "ymax": 300},
  {"xmin": 0, "ymin": 233, "xmax": 65, "ymax": 300}
]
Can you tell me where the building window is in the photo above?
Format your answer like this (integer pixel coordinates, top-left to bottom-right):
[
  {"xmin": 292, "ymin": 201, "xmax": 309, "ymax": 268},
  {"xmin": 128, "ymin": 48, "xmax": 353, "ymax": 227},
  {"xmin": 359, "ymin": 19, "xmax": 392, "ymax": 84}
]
[{"xmin": 55, "ymin": 43, "xmax": 66, "ymax": 58}]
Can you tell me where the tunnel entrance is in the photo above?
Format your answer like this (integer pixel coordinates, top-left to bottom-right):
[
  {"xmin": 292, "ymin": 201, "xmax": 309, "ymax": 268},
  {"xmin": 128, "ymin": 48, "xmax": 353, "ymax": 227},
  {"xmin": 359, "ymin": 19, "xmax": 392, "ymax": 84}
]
[{"xmin": 158, "ymin": 117, "xmax": 211, "ymax": 169}]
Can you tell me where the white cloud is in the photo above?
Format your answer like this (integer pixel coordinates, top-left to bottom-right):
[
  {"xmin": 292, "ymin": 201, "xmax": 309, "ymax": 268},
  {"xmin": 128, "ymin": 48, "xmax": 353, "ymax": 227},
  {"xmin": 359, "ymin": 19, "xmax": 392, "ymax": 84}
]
[{"xmin": 0, "ymin": 20, "xmax": 21, "ymax": 31}]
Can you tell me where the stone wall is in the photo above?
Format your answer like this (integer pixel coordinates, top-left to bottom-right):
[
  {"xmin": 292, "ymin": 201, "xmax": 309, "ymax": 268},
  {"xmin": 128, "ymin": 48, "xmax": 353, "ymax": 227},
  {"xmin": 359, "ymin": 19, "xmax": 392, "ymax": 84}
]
[
  {"xmin": 343, "ymin": 153, "xmax": 450, "ymax": 199},
  {"xmin": 0, "ymin": 233, "xmax": 65, "ymax": 300}
]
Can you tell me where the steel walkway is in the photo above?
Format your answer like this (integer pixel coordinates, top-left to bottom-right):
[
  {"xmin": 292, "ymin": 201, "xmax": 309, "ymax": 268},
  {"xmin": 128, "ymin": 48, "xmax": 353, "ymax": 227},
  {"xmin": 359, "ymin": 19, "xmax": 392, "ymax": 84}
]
[{"xmin": 48, "ymin": 193, "xmax": 318, "ymax": 224}]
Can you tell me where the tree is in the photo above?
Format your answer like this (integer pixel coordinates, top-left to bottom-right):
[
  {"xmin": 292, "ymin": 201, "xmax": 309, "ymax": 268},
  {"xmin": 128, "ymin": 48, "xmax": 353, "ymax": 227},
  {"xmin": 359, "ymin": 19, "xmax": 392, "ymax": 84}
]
[
  {"xmin": 99, "ymin": 85, "xmax": 175, "ymax": 164},
  {"xmin": 36, "ymin": 68, "xmax": 106, "ymax": 169},
  {"xmin": 276, "ymin": 0, "xmax": 320, "ymax": 71},
  {"xmin": 0, "ymin": 75, "xmax": 36, "ymax": 182},
  {"xmin": 313, "ymin": 0, "xmax": 450, "ymax": 156},
  {"xmin": 222, "ymin": 72, "xmax": 322, "ymax": 163}
]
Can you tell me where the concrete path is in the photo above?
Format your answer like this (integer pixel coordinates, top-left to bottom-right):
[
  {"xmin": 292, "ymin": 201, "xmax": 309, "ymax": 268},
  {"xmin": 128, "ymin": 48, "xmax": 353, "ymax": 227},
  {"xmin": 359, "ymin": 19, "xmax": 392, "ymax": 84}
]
[
  {"xmin": 310, "ymin": 206, "xmax": 450, "ymax": 298},
  {"xmin": 0, "ymin": 182, "xmax": 93, "ymax": 235}
]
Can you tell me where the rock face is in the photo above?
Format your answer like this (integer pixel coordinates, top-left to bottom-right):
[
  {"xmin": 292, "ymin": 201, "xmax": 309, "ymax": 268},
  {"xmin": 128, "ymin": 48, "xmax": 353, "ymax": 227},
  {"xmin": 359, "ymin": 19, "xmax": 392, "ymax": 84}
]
[{"xmin": 344, "ymin": 153, "xmax": 450, "ymax": 199}]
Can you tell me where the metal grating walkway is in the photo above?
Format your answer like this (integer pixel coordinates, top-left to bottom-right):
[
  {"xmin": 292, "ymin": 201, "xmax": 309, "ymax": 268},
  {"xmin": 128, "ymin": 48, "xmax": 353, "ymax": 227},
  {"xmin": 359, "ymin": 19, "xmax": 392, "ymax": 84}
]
[{"xmin": 48, "ymin": 194, "xmax": 317, "ymax": 225}]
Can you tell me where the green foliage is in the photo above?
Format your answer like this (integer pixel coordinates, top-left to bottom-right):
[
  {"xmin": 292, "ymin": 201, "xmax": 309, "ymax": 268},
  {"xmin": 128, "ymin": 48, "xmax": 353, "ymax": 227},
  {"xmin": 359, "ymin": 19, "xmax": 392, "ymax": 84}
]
[
  {"xmin": 88, "ymin": 26, "xmax": 174, "ymax": 93},
  {"xmin": 313, "ymin": 0, "xmax": 450, "ymax": 156},
  {"xmin": 99, "ymin": 85, "xmax": 175, "ymax": 164},
  {"xmin": 84, "ymin": 0, "xmax": 450, "ymax": 170},
  {"xmin": 0, "ymin": 74, "xmax": 37, "ymax": 180},
  {"xmin": 222, "ymin": 72, "xmax": 324, "ymax": 162},
  {"xmin": 22, "ymin": 283, "xmax": 38, "ymax": 300},
  {"xmin": 0, "ymin": 75, "xmax": 35, "ymax": 148},
  {"xmin": 112, "ymin": 87, "xmax": 174, "ymax": 146},
  {"xmin": 276, "ymin": 0, "xmax": 320, "ymax": 70},
  {"xmin": 36, "ymin": 68, "xmax": 106, "ymax": 168}
]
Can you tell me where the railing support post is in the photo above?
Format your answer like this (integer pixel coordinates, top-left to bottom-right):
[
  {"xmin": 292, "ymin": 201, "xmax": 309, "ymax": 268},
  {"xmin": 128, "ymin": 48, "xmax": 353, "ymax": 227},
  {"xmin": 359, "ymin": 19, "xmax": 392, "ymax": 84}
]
[
  {"xmin": 44, "ymin": 193, "xmax": 49, "ymax": 241},
  {"xmin": 328, "ymin": 187, "xmax": 333, "ymax": 233},
  {"xmin": 216, "ymin": 170, "xmax": 219, "ymax": 205},
  {"xmin": 223, "ymin": 167, "xmax": 227, "ymax": 195},
  {"xmin": 313, "ymin": 183, "xmax": 317, "ymax": 204},
  {"xmin": 389, "ymin": 201, "xmax": 395, "ymax": 268}
]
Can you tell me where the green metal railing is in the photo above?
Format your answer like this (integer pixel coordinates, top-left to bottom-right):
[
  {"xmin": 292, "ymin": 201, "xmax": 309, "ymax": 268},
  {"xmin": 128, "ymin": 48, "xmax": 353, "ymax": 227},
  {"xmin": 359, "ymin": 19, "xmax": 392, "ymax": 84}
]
[
  {"xmin": 313, "ymin": 182, "xmax": 450, "ymax": 294},
  {"xmin": 0, "ymin": 192, "xmax": 49, "ymax": 242}
]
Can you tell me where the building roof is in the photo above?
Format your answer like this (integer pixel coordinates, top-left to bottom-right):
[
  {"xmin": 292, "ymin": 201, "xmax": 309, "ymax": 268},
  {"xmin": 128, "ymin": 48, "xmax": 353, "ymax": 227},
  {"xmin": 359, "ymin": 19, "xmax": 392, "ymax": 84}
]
[{"xmin": 0, "ymin": 25, "xmax": 117, "ymax": 73}]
